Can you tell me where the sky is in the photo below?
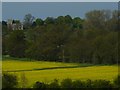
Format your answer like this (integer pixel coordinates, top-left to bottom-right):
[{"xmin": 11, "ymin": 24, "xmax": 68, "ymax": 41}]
[
  {"xmin": 2, "ymin": 0, "xmax": 119, "ymax": 2},
  {"xmin": 2, "ymin": 2, "xmax": 118, "ymax": 21},
  {"xmin": 0, "ymin": 2, "xmax": 1, "ymax": 21}
]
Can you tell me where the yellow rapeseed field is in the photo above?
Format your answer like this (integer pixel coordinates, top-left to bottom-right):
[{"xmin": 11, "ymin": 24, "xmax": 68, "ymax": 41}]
[{"xmin": 2, "ymin": 59, "xmax": 118, "ymax": 87}]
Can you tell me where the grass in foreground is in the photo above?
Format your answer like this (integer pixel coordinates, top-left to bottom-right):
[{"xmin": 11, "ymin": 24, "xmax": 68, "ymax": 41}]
[{"xmin": 2, "ymin": 59, "xmax": 118, "ymax": 87}]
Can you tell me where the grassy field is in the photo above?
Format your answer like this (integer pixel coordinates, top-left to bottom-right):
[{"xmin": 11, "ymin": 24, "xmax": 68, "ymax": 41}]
[{"xmin": 2, "ymin": 59, "xmax": 118, "ymax": 88}]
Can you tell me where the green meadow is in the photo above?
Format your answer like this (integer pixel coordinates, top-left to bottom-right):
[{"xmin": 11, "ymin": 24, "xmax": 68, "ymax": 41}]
[{"xmin": 2, "ymin": 59, "xmax": 118, "ymax": 87}]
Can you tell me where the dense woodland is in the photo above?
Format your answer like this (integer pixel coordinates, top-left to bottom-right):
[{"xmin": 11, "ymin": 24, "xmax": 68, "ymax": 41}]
[{"xmin": 2, "ymin": 10, "xmax": 119, "ymax": 64}]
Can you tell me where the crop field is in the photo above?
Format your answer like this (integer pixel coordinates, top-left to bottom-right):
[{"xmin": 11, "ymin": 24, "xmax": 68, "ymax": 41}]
[{"xmin": 2, "ymin": 59, "xmax": 118, "ymax": 87}]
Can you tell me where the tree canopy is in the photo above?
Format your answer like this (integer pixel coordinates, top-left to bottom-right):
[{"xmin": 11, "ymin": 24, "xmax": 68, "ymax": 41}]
[{"xmin": 2, "ymin": 10, "xmax": 119, "ymax": 64}]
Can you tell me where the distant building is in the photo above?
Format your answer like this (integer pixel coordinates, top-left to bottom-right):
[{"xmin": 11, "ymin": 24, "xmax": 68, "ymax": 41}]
[{"xmin": 7, "ymin": 19, "xmax": 23, "ymax": 30}]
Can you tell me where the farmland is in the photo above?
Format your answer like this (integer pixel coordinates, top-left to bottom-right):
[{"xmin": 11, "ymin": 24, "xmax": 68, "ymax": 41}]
[{"xmin": 2, "ymin": 58, "xmax": 118, "ymax": 87}]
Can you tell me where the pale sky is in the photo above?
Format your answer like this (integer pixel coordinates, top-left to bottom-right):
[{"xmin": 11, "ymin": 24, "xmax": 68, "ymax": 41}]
[{"xmin": 2, "ymin": 2, "xmax": 118, "ymax": 21}]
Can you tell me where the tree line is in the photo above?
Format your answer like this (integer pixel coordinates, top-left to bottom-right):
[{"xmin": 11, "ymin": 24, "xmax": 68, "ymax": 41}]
[{"xmin": 2, "ymin": 10, "xmax": 119, "ymax": 64}]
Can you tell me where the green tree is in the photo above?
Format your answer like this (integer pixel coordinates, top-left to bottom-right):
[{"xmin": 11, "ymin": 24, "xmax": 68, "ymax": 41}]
[
  {"xmin": 73, "ymin": 17, "xmax": 83, "ymax": 29},
  {"xmin": 84, "ymin": 10, "xmax": 111, "ymax": 30},
  {"xmin": 44, "ymin": 17, "xmax": 55, "ymax": 24},
  {"xmin": 55, "ymin": 16, "xmax": 65, "ymax": 24},
  {"xmin": 6, "ymin": 30, "xmax": 26, "ymax": 57},
  {"xmin": 35, "ymin": 18, "xmax": 44, "ymax": 26},
  {"xmin": 23, "ymin": 13, "xmax": 35, "ymax": 29},
  {"xmin": 64, "ymin": 15, "xmax": 73, "ymax": 24},
  {"xmin": 25, "ymin": 23, "xmax": 72, "ymax": 61},
  {"xmin": 92, "ymin": 32, "xmax": 118, "ymax": 64}
]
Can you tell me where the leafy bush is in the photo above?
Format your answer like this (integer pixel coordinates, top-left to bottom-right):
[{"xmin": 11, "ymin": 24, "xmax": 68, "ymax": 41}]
[
  {"xmin": 92, "ymin": 79, "xmax": 112, "ymax": 88},
  {"xmin": 61, "ymin": 78, "xmax": 73, "ymax": 88},
  {"xmin": 33, "ymin": 81, "xmax": 48, "ymax": 89},
  {"xmin": 33, "ymin": 78, "xmax": 118, "ymax": 89},
  {"xmin": 49, "ymin": 79, "xmax": 60, "ymax": 89},
  {"xmin": 84, "ymin": 79, "xmax": 93, "ymax": 88},
  {"xmin": 72, "ymin": 80, "xmax": 85, "ymax": 88},
  {"xmin": 2, "ymin": 73, "xmax": 18, "ymax": 88},
  {"xmin": 113, "ymin": 75, "xmax": 120, "ymax": 88}
]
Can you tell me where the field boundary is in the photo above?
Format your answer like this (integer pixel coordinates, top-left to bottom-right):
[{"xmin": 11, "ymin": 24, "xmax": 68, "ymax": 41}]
[{"xmin": 3, "ymin": 65, "xmax": 93, "ymax": 72}]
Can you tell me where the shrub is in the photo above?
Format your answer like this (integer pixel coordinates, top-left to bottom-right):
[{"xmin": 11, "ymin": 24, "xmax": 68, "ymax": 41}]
[
  {"xmin": 33, "ymin": 81, "xmax": 49, "ymax": 89},
  {"xmin": 72, "ymin": 80, "xmax": 85, "ymax": 88},
  {"xmin": 49, "ymin": 79, "xmax": 60, "ymax": 89},
  {"xmin": 84, "ymin": 79, "xmax": 93, "ymax": 88},
  {"xmin": 2, "ymin": 73, "xmax": 18, "ymax": 88},
  {"xmin": 113, "ymin": 75, "xmax": 120, "ymax": 88},
  {"xmin": 61, "ymin": 78, "xmax": 73, "ymax": 89},
  {"xmin": 33, "ymin": 77, "xmax": 118, "ymax": 89},
  {"xmin": 92, "ymin": 79, "xmax": 112, "ymax": 88},
  {"xmin": 20, "ymin": 72, "xmax": 28, "ymax": 88}
]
